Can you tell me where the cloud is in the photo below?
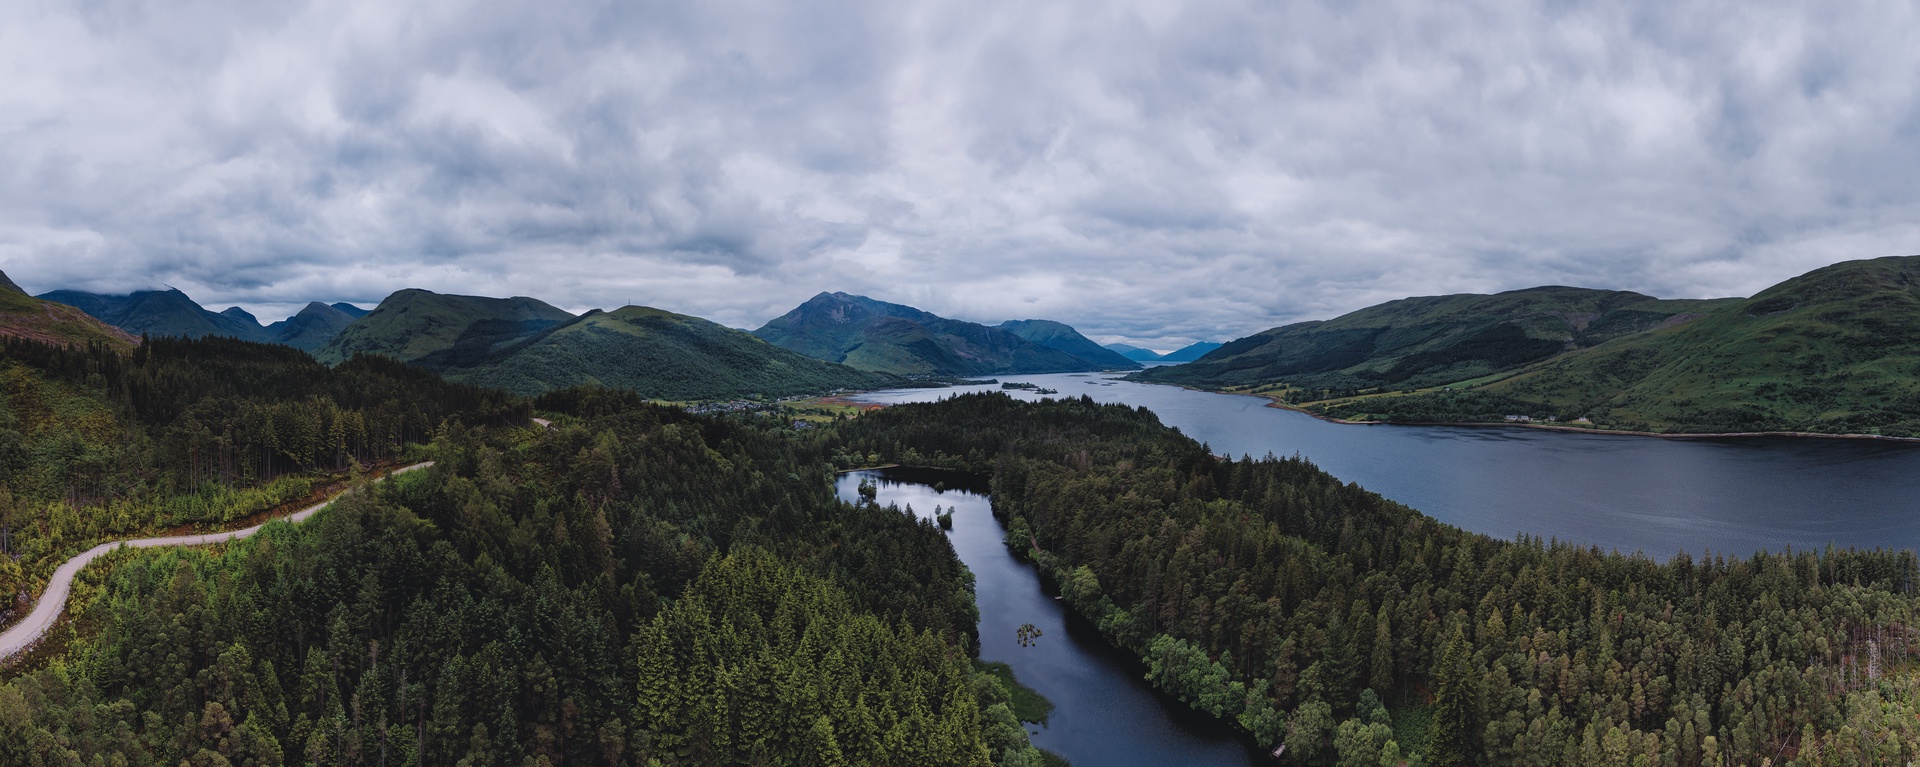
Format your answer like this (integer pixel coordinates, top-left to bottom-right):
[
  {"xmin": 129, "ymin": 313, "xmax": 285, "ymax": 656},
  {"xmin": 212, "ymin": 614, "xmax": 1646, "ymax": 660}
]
[{"xmin": 1, "ymin": 0, "xmax": 1916, "ymax": 346}]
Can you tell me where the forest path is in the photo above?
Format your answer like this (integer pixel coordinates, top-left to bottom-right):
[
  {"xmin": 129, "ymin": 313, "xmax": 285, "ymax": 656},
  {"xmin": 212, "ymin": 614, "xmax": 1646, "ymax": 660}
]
[{"xmin": 0, "ymin": 461, "xmax": 435, "ymax": 661}]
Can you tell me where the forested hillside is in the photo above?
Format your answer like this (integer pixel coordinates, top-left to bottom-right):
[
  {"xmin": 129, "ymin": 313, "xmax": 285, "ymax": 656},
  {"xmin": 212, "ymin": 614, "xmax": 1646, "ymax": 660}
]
[
  {"xmin": 825, "ymin": 394, "xmax": 1920, "ymax": 766},
  {"xmin": 0, "ymin": 336, "xmax": 525, "ymax": 613},
  {"xmin": 11, "ymin": 358, "xmax": 1917, "ymax": 765},
  {"xmin": 0, "ymin": 386, "xmax": 1044, "ymax": 766}
]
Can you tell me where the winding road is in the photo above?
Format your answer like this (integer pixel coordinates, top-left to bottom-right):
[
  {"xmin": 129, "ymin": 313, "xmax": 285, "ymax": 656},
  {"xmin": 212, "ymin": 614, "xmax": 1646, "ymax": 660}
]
[{"xmin": 0, "ymin": 461, "xmax": 434, "ymax": 661}]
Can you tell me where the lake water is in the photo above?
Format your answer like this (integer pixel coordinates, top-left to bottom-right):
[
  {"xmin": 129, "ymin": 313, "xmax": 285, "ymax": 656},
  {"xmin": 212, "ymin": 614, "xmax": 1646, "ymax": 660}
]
[
  {"xmin": 853, "ymin": 373, "xmax": 1920, "ymax": 558},
  {"xmin": 835, "ymin": 468, "xmax": 1269, "ymax": 766}
]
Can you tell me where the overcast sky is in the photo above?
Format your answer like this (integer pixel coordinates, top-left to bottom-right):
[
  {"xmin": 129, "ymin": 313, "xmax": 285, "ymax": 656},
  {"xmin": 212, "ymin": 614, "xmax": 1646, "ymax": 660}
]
[{"xmin": 3, "ymin": 0, "xmax": 1917, "ymax": 348}]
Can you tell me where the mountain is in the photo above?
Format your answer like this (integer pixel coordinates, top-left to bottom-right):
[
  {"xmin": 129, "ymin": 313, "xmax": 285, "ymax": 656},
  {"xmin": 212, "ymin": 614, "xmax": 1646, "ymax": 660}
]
[
  {"xmin": 996, "ymin": 319, "xmax": 1140, "ymax": 369},
  {"xmin": 264, "ymin": 302, "xmax": 362, "ymax": 352},
  {"xmin": 37, "ymin": 288, "xmax": 272, "ymax": 341},
  {"xmin": 442, "ymin": 305, "xmax": 897, "ymax": 399},
  {"xmin": 754, "ymin": 292, "xmax": 1105, "ymax": 376},
  {"xmin": 220, "ymin": 306, "xmax": 262, "ymax": 327},
  {"xmin": 0, "ymin": 271, "xmax": 139, "ymax": 350},
  {"xmin": 1104, "ymin": 343, "xmax": 1163, "ymax": 362},
  {"xmin": 1159, "ymin": 342, "xmax": 1223, "ymax": 362},
  {"xmin": 314, "ymin": 289, "xmax": 576, "ymax": 365},
  {"xmin": 1397, "ymin": 255, "xmax": 1920, "ymax": 434},
  {"xmin": 331, "ymin": 302, "xmax": 369, "ymax": 319},
  {"xmin": 1133, "ymin": 286, "xmax": 1735, "ymax": 391}
]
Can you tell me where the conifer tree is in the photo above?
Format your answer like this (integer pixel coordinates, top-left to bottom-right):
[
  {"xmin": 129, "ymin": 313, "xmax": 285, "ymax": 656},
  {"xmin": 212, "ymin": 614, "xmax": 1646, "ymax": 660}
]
[{"xmin": 1427, "ymin": 625, "xmax": 1477, "ymax": 767}]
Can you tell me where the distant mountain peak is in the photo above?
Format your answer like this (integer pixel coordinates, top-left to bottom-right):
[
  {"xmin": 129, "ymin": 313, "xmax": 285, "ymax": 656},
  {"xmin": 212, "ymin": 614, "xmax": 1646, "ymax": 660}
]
[
  {"xmin": 221, "ymin": 306, "xmax": 261, "ymax": 326},
  {"xmin": 998, "ymin": 319, "xmax": 1140, "ymax": 370},
  {"xmin": 1104, "ymin": 343, "xmax": 1163, "ymax": 362},
  {"xmin": 37, "ymin": 287, "xmax": 271, "ymax": 342},
  {"xmin": 756, "ymin": 295, "xmax": 1112, "ymax": 375},
  {"xmin": 1159, "ymin": 341, "xmax": 1223, "ymax": 362}
]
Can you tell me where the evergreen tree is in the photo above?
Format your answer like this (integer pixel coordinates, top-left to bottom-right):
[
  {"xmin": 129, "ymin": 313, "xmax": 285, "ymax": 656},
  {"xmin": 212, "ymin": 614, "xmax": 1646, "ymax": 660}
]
[{"xmin": 1427, "ymin": 625, "xmax": 1477, "ymax": 767}]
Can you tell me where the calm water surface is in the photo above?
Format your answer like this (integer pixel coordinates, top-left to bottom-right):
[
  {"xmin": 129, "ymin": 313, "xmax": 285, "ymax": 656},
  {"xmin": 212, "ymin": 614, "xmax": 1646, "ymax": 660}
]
[
  {"xmin": 854, "ymin": 373, "xmax": 1920, "ymax": 558},
  {"xmin": 835, "ymin": 469, "xmax": 1266, "ymax": 767}
]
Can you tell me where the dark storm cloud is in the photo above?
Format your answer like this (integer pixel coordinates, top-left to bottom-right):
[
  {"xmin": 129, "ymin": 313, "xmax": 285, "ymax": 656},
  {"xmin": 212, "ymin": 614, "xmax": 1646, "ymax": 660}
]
[{"xmin": 2, "ymin": 0, "xmax": 1917, "ymax": 347}]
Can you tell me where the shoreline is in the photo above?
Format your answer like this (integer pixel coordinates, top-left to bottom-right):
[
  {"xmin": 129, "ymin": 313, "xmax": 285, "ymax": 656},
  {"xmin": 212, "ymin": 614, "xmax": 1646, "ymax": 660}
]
[
  {"xmin": 857, "ymin": 377, "xmax": 1920, "ymax": 444},
  {"xmin": 1246, "ymin": 393, "xmax": 1920, "ymax": 443},
  {"xmin": 1114, "ymin": 377, "xmax": 1920, "ymax": 444}
]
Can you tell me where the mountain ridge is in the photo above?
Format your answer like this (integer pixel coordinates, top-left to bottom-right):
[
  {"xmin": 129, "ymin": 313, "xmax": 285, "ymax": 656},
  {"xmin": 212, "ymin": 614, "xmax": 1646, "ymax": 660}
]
[
  {"xmin": 753, "ymin": 292, "xmax": 1107, "ymax": 376},
  {"xmin": 265, "ymin": 302, "xmax": 361, "ymax": 352},
  {"xmin": 1104, "ymin": 343, "xmax": 1163, "ymax": 362},
  {"xmin": 442, "ymin": 304, "xmax": 898, "ymax": 399},
  {"xmin": 40, "ymin": 288, "xmax": 271, "ymax": 341},
  {"xmin": 1137, "ymin": 255, "xmax": 1920, "ymax": 435},
  {"xmin": 1159, "ymin": 341, "xmax": 1223, "ymax": 362},
  {"xmin": 315, "ymin": 289, "xmax": 576, "ymax": 365},
  {"xmin": 1133, "ymin": 286, "xmax": 1735, "ymax": 392},
  {"xmin": 996, "ymin": 319, "xmax": 1140, "ymax": 369}
]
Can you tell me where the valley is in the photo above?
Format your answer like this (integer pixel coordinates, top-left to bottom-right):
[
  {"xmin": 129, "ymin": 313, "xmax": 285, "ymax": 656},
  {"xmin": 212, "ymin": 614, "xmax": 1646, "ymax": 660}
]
[
  {"xmin": 6, "ymin": 258, "xmax": 1920, "ymax": 766},
  {"xmin": 9, "ymin": 5, "xmax": 1917, "ymax": 763}
]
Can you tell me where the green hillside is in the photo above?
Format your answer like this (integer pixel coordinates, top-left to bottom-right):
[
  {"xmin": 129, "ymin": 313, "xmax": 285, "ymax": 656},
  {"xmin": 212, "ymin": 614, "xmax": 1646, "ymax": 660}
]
[
  {"xmin": 1134, "ymin": 286, "xmax": 1734, "ymax": 392},
  {"xmin": 755, "ymin": 292, "xmax": 1102, "ymax": 375},
  {"xmin": 1396, "ymin": 255, "xmax": 1920, "ymax": 434},
  {"xmin": 0, "ymin": 333, "xmax": 526, "ymax": 607},
  {"xmin": 445, "ymin": 305, "xmax": 898, "ymax": 399},
  {"xmin": 998, "ymin": 319, "xmax": 1141, "ymax": 369},
  {"xmin": 0, "ymin": 382, "xmax": 1038, "ymax": 767},
  {"xmin": 0, "ymin": 273, "xmax": 138, "ymax": 350},
  {"xmin": 314, "ymin": 288, "xmax": 575, "ymax": 364}
]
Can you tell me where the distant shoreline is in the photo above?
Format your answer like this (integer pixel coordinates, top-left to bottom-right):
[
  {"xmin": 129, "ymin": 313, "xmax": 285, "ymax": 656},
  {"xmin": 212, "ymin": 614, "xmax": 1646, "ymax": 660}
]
[{"xmin": 1129, "ymin": 379, "xmax": 1920, "ymax": 444}]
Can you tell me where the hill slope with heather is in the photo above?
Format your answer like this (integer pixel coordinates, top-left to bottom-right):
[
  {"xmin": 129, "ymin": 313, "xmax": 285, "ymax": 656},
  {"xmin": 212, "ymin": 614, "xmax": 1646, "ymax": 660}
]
[{"xmin": 0, "ymin": 272, "xmax": 138, "ymax": 350}]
